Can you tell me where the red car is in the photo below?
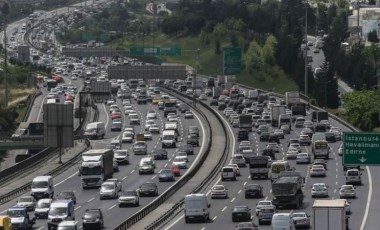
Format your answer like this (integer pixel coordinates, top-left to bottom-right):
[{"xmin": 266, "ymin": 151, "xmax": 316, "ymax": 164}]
[
  {"xmin": 171, "ymin": 165, "xmax": 180, "ymax": 177},
  {"xmin": 65, "ymin": 95, "xmax": 74, "ymax": 102},
  {"xmin": 111, "ymin": 112, "xmax": 122, "ymax": 120}
]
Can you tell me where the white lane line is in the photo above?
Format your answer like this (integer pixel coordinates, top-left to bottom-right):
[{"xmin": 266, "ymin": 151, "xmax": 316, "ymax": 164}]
[
  {"xmin": 334, "ymin": 189, "xmax": 336, "ymax": 194},
  {"xmin": 75, "ymin": 205, "xmax": 81, "ymax": 210},
  {"xmin": 37, "ymin": 94, "xmax": 47, "ymax": 121},
  {"xmin": 122, "ymin": 176, "xmax": 128, "ymax": 181},
  {"xmin": 130, "ymin": 170, "xmax": 135, "ymax": 174},
  {"xmin": 222, "ymin": 206, "xmax": 227, "ymax": 212},
  {"xmin": 230, "ymin": 197, "xmax": 235, "ymax": 203},
  {"xmin": 360, "ymin": 166, "xmax": 372, "ymax": 230},
  {"xmin": 201, "ymin": 228, "xmax": 205, "ymax": 230},
  {"xmin": 102, "ymin": 103, "xmax": 110, "ymax": 128},
  {"xmin": 55, "ymin": 172, "xmax": 78, "ymax": 186},
  {"xmin": 238, "ymin": 189, "xmax": 242, "ymax": 194},
  {"xmin": 212, "ymin": 216, "xmax": 217, "ymax": 221},
  {"xmin": 108, "ymin": 204, "xmax": 117, "ymax": 210},
  {"xmin": 87, "ymin": 197, "xmax": 95, "ymax": 203},
  {"xmin": 151, "ymin": 175, "xmax": 157, "ymax": 180},
  {"xmin": 37, "ymin": 227, "xmax": 45, "ymax": 230},
  {"xmin": 243, "ymin": 181, "xmax": 247, "ymax": 186}
]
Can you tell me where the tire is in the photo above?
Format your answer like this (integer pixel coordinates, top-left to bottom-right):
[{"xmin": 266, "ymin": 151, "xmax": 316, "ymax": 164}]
[{"xmin": 259, "ymin": 220, "xmax": 262, "ymax": 225}]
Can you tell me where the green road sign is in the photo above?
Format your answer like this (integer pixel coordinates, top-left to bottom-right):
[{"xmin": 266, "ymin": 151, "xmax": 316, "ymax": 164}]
[
  {"xmin": 130, "ymin": 47, "xmax": 159, "ymax": 56},
  {"xmin": 160, "ymin": 47, "xmax": 181, "ymax": 56},
  {"xmin": 343, "ymin": 132, "xmax": 380, "ymax": 165},
  {"xmin": 223, "ymin": 47, "xmax": 242, "ymax": 75}
]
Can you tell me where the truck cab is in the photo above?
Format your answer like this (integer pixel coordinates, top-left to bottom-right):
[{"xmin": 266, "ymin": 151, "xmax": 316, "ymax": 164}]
[
  {"xmin": 161, "ymin": 130, "xmax": 177, "ymax": 148},
  {"xmin": 47, "ymin": 200, "xmax": 75, "ymax": 230},
  {"xmin": 7, "ymin": 208, "xmax": 35, "ymax": 230}
]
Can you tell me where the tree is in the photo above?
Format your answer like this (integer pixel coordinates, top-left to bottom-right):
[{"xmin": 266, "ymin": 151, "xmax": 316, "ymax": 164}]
[
  {"xmin": 262, "ymin": 35, "xmax": 277, "ymax": 66},
  {"xmin": 212, "ymin": 23, "xmax": 228, "ymax": 37},
  {"xmin": 215, "ymin": 39, "xmax": 222, "ymax": 75},
  {"xmin": 244, "ymin": 41, "xmax": 264, "ymax": 72},
  {"xmin": 368, "ymin": 30, "xmax": 379, "ymax": 43}
]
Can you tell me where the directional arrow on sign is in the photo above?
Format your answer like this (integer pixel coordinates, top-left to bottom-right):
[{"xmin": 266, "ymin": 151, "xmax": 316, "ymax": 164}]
[{"xmin": 359, "ymin": 157, "xmax": 367, "ymax": 163}]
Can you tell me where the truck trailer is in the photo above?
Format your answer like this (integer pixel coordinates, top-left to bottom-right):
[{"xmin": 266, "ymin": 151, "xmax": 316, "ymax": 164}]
[
  {"xmin": 272, "ymin": 171, "xmax": 304, "ymax": 209},
  {"xmin": 312, "ymin": 199, "xmax": 347, "ymax": 230},
  {"xmin": 271, "ymin": 105, "xmax": 287, "ymax": 127},
  {"xmin": 239, "ymin": 115, "xmax": 253, "ymax": 132},
  {"xmin": 80, "ymin": 149, "xmax": 114, "ymax": 189}
]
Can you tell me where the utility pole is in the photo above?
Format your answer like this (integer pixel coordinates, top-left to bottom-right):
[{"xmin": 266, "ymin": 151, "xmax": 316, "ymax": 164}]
[{"xmin": 304, "ymin": 0, "xmax": 308, "ymax": 96}]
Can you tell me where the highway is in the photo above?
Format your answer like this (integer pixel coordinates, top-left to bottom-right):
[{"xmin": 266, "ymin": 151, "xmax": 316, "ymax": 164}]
[{"xmin": 163, "ymin": 88, "xmax": 370, "ymax": 230}]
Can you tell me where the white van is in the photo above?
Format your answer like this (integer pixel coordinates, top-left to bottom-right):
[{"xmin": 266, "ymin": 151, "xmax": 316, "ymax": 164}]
[
  {"xmin": 270, "ymin": 161, "xmax": 291, "ymax": 181},
  {"xmin": 58, "ymin": 221, "xmax": 79, "ymax": 230},
  {"xmin": 221, "ymin": 166, "xmax": 236, "ymax": 181},
  {"xmin": 271, "ymin": 213, "xmax": 295, "ymax": 230},
  {"xmin": 83, "ymin": 122, "xmax": 105, "ymax": 139},
  {"xmin": 47, "ymin": 200, "xmax": 75, "ymax": 229},
  {"xmin": 345, "ymin": 169, "xmax": 362, "ymax": 185},
  {"xmin": 184, "ymin": 194, "xmax": 210, "ymax": 223},
  {"xmin": 31, "ymin": 176, "xmax": 54, "ymax": 199},
  {"xmin": 46, "ymin": 98, "xmax": 57, "ymax": 104}
]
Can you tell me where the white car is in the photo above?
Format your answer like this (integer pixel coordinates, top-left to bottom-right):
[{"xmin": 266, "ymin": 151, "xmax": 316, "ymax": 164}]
[
  {"xmin": 144, "ymin": 131, "xmax": 153, "ymax": 140},
  {"xmin": 106, "ymin": 178, "xmax": 122, "ymax": 192},
  {"xmin": 16, "ymin": 196, "xmax": 36, "ymax": 211},
  {"xmin": 211, "ymin": 185, "xmax": 228, "ymax": 199},
  {"xmin": 231, "ymin": 154, "xmax": 246, "ymax": 167},
  {"xmin": 145, "ymin": 120, "xmax": 156, "ymax": 131},
  {"xmin": 149, "ymin": 124, "xmax": 160, "ymax": 134},
  {"xmin": 289, "ymin": 143, "xmax": 301, "ymax": 152},
  {"xmin": 184, "ymin": 111, "xmax": 194, "ymax": 119},
  {"xmin": 338, "ymin": 143, "xmax": 343, "ymax": 156},
  {"xmin": 292, "ymin": 212, "xmax": 311, "ymax": 229},
  {"xmin": 310, "ymin": 165, "xmax": 326, "ymax": 177},
  {"xmin": 339, "ymin": 185, "xmax": 356, "ymax": 198},
  {"xmin": 286, "ymin": 148, "xmax": 299, "ymax": 159},
  {"xmin": 118, "ymin": 190, "xmax": 139, "ymax": 207},
  {"xmin": 311, "ymin": 183, "xmax": 329, "ymax": 198},
  {"xmin": 296, "ymin": 153, "xmax": 311, "ymax": 164},
  {"xmin": 266, "ymin": 143, "xmax": 280, "ymax": 153},
  {"xmin": 255, "ymin": 200, "xmax": 274, "ymax": 216},
  {"xmin": 147, "ymin": 111, "xmax": 157, "ymax": 119},
  {"xmin": 172, "ymin": 156, "xmax": 187, "ymax": 169},
  {"xmin": 227, "ymin": 164, "xmax": 241, "ymax": 176},
  {"xmin": 121, "ymin": 132, "xmax": 134, "ymax": 143},
  {"xmin": 99, "ymin": 182, "xmax": 118, "ymax": 199},
  {"xmin": 330, "ymin": 126, "xmax": 342, "ymax": 140}
]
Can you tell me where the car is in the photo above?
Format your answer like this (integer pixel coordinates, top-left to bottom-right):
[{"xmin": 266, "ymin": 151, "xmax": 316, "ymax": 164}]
[
  {"xmin": 144, "ymin": 131, "xmax": 153, "ymax": 140},
  {"xmin": 259, "ymin": 132, "xmax": 270, "ymax": 142},
  {"xmin": 99, "ymin": 181, "xmax": 118, "ymax": 199},
  {"xmin": 149, "ymin": 124, "xmax": 160, "ymax": 134},
  {"xmin": 296, "ymin": 153, "xmax": 311, "ymax": 164},
  {"xmin": 313, "ymin": 159, "xmax": 327, "ymax": 170},
  {"xmin": 345, "ymin": 168, "xmax": 362, "ymax": 185},
  {"xmin": 227, "ymin": 163, "xmax": 241, "ymax": 176},
  {"xmin": 171, "ymin": 165, "xmax": 181, "ymax": 176},
  {"xmin": 232, "ymin": 206, "xmax": 252, "ymax": 222},
  {"xmin": 175, "ymin": 151, "xmax": 188, "ymax": 162},
  {"xmin": 211, "ymin": 185, "xmax": 228, "ymax": 199},
  {"xmin": 273, "ymin": 129, "xmax": 285, "ymax": 139},
  {"xmin": 301, "ymin": 128, "xmax": 314, "ymax": 138},
  {"xmin": 34, "ymin": 198, "xmax": 52, "ymax": 219},
  {"xmin": 82, "ymin": 209, "xmax": 104, "ymax": 230},
  {"xmin": 184, "ymin": 111, "xmax": 194, "ymax": 119},
  {"xmin": 139, "ymin": 182, "xmax": 158, "ymax": 197},
  {"xmin": 106, "ymin": 179, "xmax": 122, "ymax": 192},
  {"xmin": 268, "ymin": 134, "xmax": 280, "ymax": 143},
  {"xmin": 146, "ymin": 111, "xmax": 157, "ymax": 119},
  {"xmin": 118, "ymin": 190, "xmax": 139, "ymax": 207},
  {"xmin": 310, "ymin": 165, "xmax": 326, "ymax": 177},
  {"xmin": 258, "ymin": 205, "xmax": 275, "ymax": 225},
  {"xmin": 266, "ymin": 143, "xmax": 279, "ymax": 153},
  {"xmin": 329, "ymin": 126, "xmax": 342, "ymax": 140},
  {"xmin": 210, "ymin": 99, "xmax": 218, "ymax": 106},
  {"xmin": 320, "ymin": 119, "xmax": 331, "ymax": 129},
  {"xmin": 339, "ymin": 185, "xmax": 356, "ymax": 198},
  {"xmin": 187, "ymin": 134, "xmax": 199, "ymax": 147},
  {"xmin": 153, "ymin": 149, "xmax": 168, "ymax": 160},
  {"xmin": 16, "ymin": 196, "xmax": 36, "ymax": 211},
  {"xmin": 255, "ymin": 200, "xmax": 274, "ymax": 216},
  {"xmin": 245, "ymin": 184, "xmax": 264, "ymax": 198},
  {"xmin": 111, "ymin": 111, "xmax": 122, "ymax": 120},
  {"xmin": 172, "ymin": 156, "xmax": 188, "ymax": 169},
  {"xmin": 145, "ymin": 120, "xmax": 156, "ymax": 131},
  {"xmin": 325, "ymin": 132, "xmax": 336, "ymax": 142},
  {"xmin": 280, "ymin": 125, "xmax": 290, "ymax": 134},
  {"xmin": 114, "ymin": 150, "xmax": 129, "ymax": 164},
  {"xmin": 299, "ymin": 134, "xmax": 311, "ymax": 146},
  {"xmin": 286, "ymin": 148, "xmax": 299, "ymax": 159},
  {"xmin": 311, "ymin": 183, "xmax": 329, "ymax": 198},
  {"xmin": 289, "ymin": 143, "xmax": 301, "ymax": 152},
  {"xmin": 291, "ymin": 212, "xmax": 311, "ymax": 229},
  {"xmin": 56, "ymin": 190, "xmax": 77, "ymax": 204},
  {"xmin": 178, "ymin": 144, "xmax": 194, "ymax": 155},
  {"xmin": 159, "ymin": 169, "xmax": 175, "ymax": 182},
  {"xmin": 121, "ymin": 131, "xmax": 134, "ymax": 143}
]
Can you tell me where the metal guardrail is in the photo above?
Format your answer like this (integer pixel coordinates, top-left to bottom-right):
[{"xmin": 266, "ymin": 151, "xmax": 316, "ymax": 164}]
[
  {"xmin": 113, "ymin": 87, "xmax": 217, "ymax": 230},
  {"xmin": 142, "ymin": 87, "xmax": 232, "ymax": 230},
  {"xmin": 22, "ymin": 91, "xmax": 43, "ymax": 122}
]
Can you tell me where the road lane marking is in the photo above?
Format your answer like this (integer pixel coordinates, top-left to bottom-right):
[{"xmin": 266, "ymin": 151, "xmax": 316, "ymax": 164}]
[
  {"xmin": 75, "ymin": 205, "xmax": 81, "ymax": 210},
  {"xmin": 360, "ymin": 166, "xmax": 372, "ymax": 230},
  {"xmin": 37, "ymin": 227, "xmax": 45, "ymax": 230},
  {"xmin": 102, "ymin": 103, "xmax": 110, "ymax": 128},
  {"xmin": 151, "ymin": 175, "xmax": 157, "ymax": 180},
  {"xmin": 130, "ymin": 170, "xmax": 135, "ymax": 174},
  {"xmin": 243, "ymin": 181, "xmax": 247, "ymax": 186},
  {"xmin": 87, "ymin": 197, "xmax": 95, "ymax": 203},
  {"xmin": 122, "ymin": 176, "xmax": 128, "ymax": 180},
  {"xmin": 230, "ymin": 197, "xmax": 235, "ymax": 202},
  {"xmin": 108, "ymin": 204, "xmax": 116, "ymax": 210},
  {"xmin": 238, "ymin": 189, "xmax": 242, "ymax": 194},
  {"xmin": 212, "ymin": 216, "xmax": 217, "ymax": 221},
  {"xmin": 55, "ymin": 172, "xmax": 78, "ymax": 186},
  {"xmin": 222, "ymin": 206, "xmax": 227, "ymax": 212}
]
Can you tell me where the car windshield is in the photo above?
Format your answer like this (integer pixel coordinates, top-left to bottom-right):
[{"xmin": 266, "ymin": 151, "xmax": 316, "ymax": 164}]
[
  {"xmin": 173, "ymin": 158, "xmax": 184, "ymax": 162},
  {"xmin": 49, "ymin": 207, "xmax": 66, "ymax": 216},
  {"xmin": 342, "ymin": 186, "xmax": 353, "ymax": 190},
  {"xmin": 161, "ymin": 169, "xmax": 172, "ymax": 174},
  {"xmin": 7, "ymin": 210, "xmax": 25, "ymax": 217},
  {"xmin": 19, "ymin": 197, "xmax": 33, "ymax": 202},
  {"xmin": 32, "ymin": 181, "xmax": 49, "ymax": 188},
  {"xmin": 84, "ymin": 211, "xmax": 99, "ymax": 218},
  {"xmin": 258, "ymin": 201, "xmax": 271, "ymax": 206},
  {"xmin": 313, "ymin": 185, "xmax": 325, "ymax": 190},
  {"xmin": 121, "ymin": 191, "xmax": 137, "ymax": 196},
  {"xmin": 293, "ymin": 213, "xmax": 306, "ymax": 218},
  {"xmin": 213, "ymin": 186, "xmax": 225, "ymax": 190},
  {"xmin": 234, "ymin": 206, "xmax": 248, "ymax": 212},
  {"xmin": 141, "ymin": 183, "xmax": 155, "ymax": 189},
  {"xmin": 102, "ymin": 184, "xmax": 115, "ymax": 190},
  {"xmin": 37, "ymin": 201, "xmax": 50, "ymax": 208}
]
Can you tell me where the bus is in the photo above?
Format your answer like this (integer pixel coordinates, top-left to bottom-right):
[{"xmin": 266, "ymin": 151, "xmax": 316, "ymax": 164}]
[
  {"xmin": 270, "ymin": 160, "xmax": 291, "ymax": 181},
  {"xmin": 46, "ymin": 79, "xmax": 57, "ymax": 91},
  {"xmin": 312, "ymin": 140, "xmax": 330, "ymax": 160}
]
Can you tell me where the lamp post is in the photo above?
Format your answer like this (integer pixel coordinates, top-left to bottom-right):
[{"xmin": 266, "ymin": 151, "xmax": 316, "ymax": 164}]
[
  {"xmin": 194, "ymin": 48, "xmax": 200, "ymax": 103},
  {"xmin": 2, "ymin": 3, "xmax": 9, "ymax": 108},
  {"xmin": 304, "ymin": 0, "xmax": 308, "ymax": 96}
]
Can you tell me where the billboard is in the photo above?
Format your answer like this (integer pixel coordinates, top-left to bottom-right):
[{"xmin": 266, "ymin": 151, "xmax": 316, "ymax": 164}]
[
  {"xmin": 107, "ymin": 65, "xmax": 186, "ymax": 80},
  {"xmin": 61, "ymin": 47, "xmax": 129, "ymax": 57},
  {"xmin": 43, "ymin": 104, "xmax": 74, "ymax": 148}
]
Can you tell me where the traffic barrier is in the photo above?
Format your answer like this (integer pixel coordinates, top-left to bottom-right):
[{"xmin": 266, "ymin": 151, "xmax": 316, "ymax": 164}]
[
  {"xmin": 22, "ymin": 91, "xmax": 43, "ymax": 122},
  {"xmin": 113, "ymin": 87, "xmax": 218, "ymax": 230}
]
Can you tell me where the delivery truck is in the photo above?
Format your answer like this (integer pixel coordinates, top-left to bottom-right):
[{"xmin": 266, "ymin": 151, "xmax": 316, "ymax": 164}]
[
  {"xmin": 312, "ymin": 199, "xmax": 348, "ymax": 230},
  {"xmin": 271, "ymin": 105, "xmax": 287, "ymax": 127},
  {"xmin": 80, "ymin": 149, "xmax": 114, "ymax": 189},
  {"xmin": 11, "ymin": 122, "xmax": 44, "ymax": 140}
]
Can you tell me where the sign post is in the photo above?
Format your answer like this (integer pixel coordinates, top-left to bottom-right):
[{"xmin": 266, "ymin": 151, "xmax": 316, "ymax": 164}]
[
  {"xmin": 343, "ymin": 132, "xmax": 380, "ymax": 165},
  {"xmin": 223, "ymin": 47, "xmax": 242, "ymax": 75}
]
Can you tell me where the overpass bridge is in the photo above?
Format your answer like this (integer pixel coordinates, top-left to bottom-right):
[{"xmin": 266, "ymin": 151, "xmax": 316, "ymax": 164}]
[{"xmin": 0, "ymin": 139, "xmax": 44, "ymax": 150}]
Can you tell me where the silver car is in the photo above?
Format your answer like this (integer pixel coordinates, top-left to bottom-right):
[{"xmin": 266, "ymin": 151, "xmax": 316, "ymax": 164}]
[
  {"xmin": 292, "ymin": 212, "xmax": 311, "ymax": 228},
  {"xmin": 99, "ymin": 182, "xmax": 118, "ymax": 199},
  {"xmin": 118, "ymin": 190, "xmax": 139, "ymax": 207},
  {"xmin": 311, "ymin": 183, "xmax": 329, "ymax": 198},
  {"xmin": 339, "ymin": 185, "xmax": 356, "ymax": 199},
  {"xmin": 16, "ymin": 196, "xmax": 36, "ymax": 211},
  {"xmin": 296, "ymin": 153, "xmax": 311, "ymax": 164}
]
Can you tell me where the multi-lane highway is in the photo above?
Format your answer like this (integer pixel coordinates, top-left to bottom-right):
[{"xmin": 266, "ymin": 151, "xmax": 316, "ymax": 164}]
[{"xmin": 161, "ymin": 87, "xmax": 370, "ymax": 230}]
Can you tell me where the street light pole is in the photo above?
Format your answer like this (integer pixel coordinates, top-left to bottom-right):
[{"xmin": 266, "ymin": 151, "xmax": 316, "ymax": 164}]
[
  {"xmin": 304, "ymin": 0, "xmax": 308, "ymax": 96},
  {"xmin": 3, "ymin": 12, "xmax": 8, "ymax": 108}
]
